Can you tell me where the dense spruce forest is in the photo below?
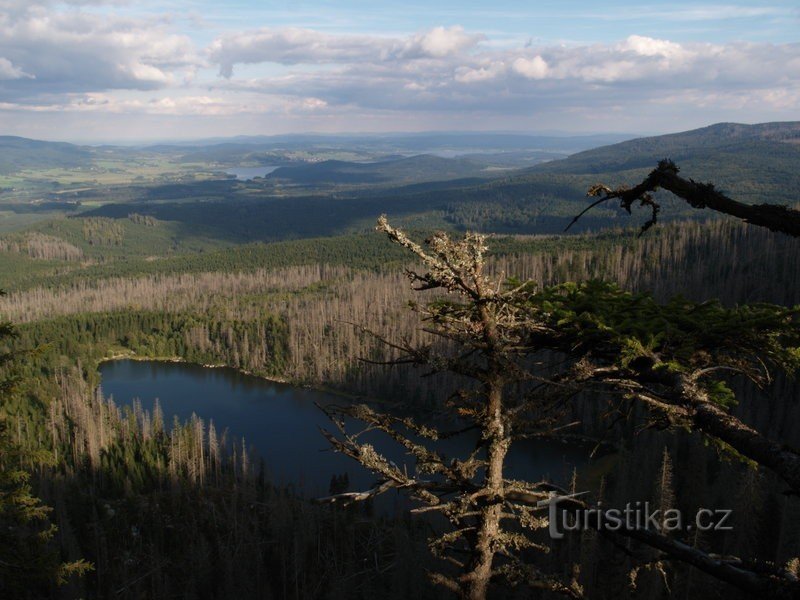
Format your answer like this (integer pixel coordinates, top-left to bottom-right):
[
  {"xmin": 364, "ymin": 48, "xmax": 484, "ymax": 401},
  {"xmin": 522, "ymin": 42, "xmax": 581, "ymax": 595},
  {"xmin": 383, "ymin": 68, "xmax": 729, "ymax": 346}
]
[{"xmin": 1, "ymin": 122, "xmax": 800, "ymax": 599}]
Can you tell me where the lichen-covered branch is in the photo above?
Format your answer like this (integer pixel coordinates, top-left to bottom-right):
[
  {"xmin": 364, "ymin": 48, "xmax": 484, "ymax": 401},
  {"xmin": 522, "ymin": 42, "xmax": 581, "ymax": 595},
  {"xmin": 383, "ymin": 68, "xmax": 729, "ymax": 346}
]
[
  {"xmin": 566, "ymin": 159, "xmax": 800, "ymax": 236},
  {"xmin": 319, "ymin": 219, "xmax": 584, "ymax": 599}
]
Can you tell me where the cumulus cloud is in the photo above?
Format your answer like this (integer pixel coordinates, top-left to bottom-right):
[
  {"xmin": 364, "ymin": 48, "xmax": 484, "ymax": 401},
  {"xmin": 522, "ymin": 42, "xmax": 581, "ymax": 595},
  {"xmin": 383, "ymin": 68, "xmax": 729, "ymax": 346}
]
[
  {"xmin": 0, "ymin": 3, "xmax": 200, "ymax": 102},
  {"xmin": 208, "ymin": 25, "xmax": 483, "ymax": 77},
  {"xmin": 2, "ymin": 89, "xmax": 335, "ymax": 119},
  {"xmin": 1, "ymin": 4, "xmax": 798, "ymax": 136},
  {"xmin": 511, "ymin": 56, "xmax": 548, "ymax": 79},
  {"xmin": 622, "ymin": 35, "xmax": 686, "ymax": 59},
  {"xmin": 236, "ymin": 35, "xmax": 800, "ymax": 112},
  {"xmin": 404, "ymin": 26, "xmax": 481, "ymax": 59},
  {"xmin": 455, "ymin": 61, "xmax": 505, "ymax": 83},
  {"xmin": 214, "ymin": 32, "xmax": 800, "ymax": 119},
  {"xmin": 0, "ymin": 57, "xmax": 32, "ymax": 80}
]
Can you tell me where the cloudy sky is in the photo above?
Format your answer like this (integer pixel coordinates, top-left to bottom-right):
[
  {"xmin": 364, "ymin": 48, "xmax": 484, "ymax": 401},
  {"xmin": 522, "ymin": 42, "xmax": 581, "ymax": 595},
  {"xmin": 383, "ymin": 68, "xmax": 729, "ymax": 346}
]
[{"xmin": 0, "ymin": 0, "xmax": 797, "ymax": 141}]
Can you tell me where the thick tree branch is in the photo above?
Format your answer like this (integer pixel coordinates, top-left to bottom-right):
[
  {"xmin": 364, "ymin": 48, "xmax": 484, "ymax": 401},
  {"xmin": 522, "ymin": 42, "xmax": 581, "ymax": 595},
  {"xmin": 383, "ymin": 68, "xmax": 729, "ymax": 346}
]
[
  {"xmin": 567, "ymin": 159, "xmax": 800, "ymax": 237},
  {"xmin": 603, "ymin": 517, "xmax": 799, "ymax": 598},
  {"xmin": 518, "ymin": 485, "xmax": 800, "ymax": 598},
  {"xmin": 590, "ymin": 367, "xmax": 800, "ymax": 494}
]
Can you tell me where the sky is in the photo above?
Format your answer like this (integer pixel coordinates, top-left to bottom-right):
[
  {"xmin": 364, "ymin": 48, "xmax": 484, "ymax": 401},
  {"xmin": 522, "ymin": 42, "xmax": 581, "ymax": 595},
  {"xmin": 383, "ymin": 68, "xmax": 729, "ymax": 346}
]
[{"xmin": 0, "ymin": 0, "xmax": 797, "ymax": 142}]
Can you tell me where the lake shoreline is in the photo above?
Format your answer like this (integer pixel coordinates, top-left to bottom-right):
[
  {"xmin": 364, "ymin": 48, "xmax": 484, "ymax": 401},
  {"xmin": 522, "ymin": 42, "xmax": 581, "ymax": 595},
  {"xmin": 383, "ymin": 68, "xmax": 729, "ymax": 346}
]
[
  {"xmin": 99, "ymin": 358, "xmax": 596, "ymax": 495},
  {"xmin": 98, "ymin": 352, "xmax": 382, "ymax": 405}
]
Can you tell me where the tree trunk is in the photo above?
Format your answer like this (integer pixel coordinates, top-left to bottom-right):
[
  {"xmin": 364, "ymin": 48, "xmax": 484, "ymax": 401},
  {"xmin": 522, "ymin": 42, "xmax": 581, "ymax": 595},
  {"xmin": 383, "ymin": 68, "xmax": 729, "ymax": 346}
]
[{"xmin": 464, "ymin": 380, "xmax": 508, "ymax": 600}]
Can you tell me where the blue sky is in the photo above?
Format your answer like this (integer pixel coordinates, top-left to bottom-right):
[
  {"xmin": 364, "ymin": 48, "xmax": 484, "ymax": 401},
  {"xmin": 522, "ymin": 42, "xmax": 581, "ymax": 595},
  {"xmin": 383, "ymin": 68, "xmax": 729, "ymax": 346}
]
[
  {"xmin": 166, "ymin": 0, "xmax": 798, "ymax": 43},
  {"xmin": 0, "ymin": 0, "xmax": 797, "ymax": 141}
]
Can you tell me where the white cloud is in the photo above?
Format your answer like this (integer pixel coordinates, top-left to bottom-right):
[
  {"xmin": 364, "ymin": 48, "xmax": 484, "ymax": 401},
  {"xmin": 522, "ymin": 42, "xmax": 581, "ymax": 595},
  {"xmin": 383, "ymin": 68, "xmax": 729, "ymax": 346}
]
[
  {"xmin": 511, "ymin": 56, "xmax": 548, "ymax": 79},
  {"xmin": 0, "ymin": 57, "xmax": 32, "ymax": 80},
  {"xmin": 455, "ymin": 61, "xmax": 505, "ymax": 83},
  {"xmin": 43, "ymin": 92, "xmax": 271, "ymax": 116},
  {"xmin": 208, "ymin": 26, "xmax": 483, "ymax": 77},
  {"xmin": 622, "ymin": 35, "xmax": 686, "ymax": 59},
  {"xmin": 0, "ymin": 4, "xmax": 200, "ymax": 101},
  {"xmin": 208, "ymin": 32, "xmax": 800, "ymax": 127},
  {"xmin": 404, "ymin": 26, "xmax": 480, "ymax": 59},
  {"xmin": 2, "ymin": 89, "xmax": 337, "ymax": 118},
  {"xmin": 0, "ymin": 4, "xmax": 798, "ymax": 137},
  {"xmin": 294, "ymin": 97, "xmax": 328, "ymax": 111}
]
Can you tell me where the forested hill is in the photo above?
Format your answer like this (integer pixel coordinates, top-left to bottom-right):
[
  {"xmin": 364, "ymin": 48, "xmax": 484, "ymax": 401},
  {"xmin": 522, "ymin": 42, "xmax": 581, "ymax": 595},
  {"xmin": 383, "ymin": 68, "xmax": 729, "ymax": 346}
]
[
  {"xmin": 430, "ymin": 120, "xmax": 800, "ymax": 219},
  {"xmin": 529, "ymin": 121, "xmax": 800, "ymax": 175},
  {"xmin": 266, "ymin": 154, "xmax": 494, "ymax": 185},
  {"xmin": 0, "ymin": 136, "xmax": 93, "ymax": 174}
]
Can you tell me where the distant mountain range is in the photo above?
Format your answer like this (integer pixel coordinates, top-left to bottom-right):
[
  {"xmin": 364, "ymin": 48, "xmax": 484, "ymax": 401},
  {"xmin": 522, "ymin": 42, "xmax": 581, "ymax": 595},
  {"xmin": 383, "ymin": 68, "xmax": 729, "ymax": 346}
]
[
  {"xmin": 2, "ymin": 123, "xmax": 799, "ymax": 214},
  {"xmin": 142, "ymin": 131, "xmax": 637, "ymax": 152},
  {"xmin": 74, "ymin": 121, "xmax": 800, "ymax": 242},
  {"xmin": 0, "ymin": 131, "xmax": 638, "ymax": 175},
  {"xmin": 147, "ymin": 132, "xmax": 638, "ymax": 166}
]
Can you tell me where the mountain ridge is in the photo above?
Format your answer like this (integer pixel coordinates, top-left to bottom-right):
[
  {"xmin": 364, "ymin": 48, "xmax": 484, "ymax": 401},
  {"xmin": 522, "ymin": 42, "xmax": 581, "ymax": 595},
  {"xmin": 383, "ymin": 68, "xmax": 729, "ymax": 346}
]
[{"xmin": 528, "ymin": 121, "xmax": 800, "ymax": 175}]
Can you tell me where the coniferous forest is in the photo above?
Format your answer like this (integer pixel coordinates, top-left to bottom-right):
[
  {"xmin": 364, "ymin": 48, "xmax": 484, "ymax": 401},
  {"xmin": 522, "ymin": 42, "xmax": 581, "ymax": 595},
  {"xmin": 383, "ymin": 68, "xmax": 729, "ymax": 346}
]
[
  {"xmin": 1, "ymin": 5, "xmax": 799, "ymax": 599},
  {"xmin": 3, "ymin": 163, "xmax": 800, "ymax": 598}
]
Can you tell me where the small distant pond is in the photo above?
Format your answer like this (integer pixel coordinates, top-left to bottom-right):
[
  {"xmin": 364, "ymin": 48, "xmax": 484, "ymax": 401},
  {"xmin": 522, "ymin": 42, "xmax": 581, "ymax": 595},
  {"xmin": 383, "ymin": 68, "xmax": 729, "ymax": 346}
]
[
  {"xmin": 99, "ymin": 360, "xmax": 594, "ymax": 498},
  {"xmin": 225, "ymin": 166, "xmax": 280, "ymax": 180}
]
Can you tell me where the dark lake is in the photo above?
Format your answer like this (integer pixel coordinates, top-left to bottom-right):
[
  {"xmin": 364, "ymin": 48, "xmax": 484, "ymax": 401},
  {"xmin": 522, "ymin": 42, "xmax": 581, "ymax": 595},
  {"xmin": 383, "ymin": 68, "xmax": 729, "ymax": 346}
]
[{"xmin": 98, "ymin": 360, "xmax": 593, "ymax": 499}]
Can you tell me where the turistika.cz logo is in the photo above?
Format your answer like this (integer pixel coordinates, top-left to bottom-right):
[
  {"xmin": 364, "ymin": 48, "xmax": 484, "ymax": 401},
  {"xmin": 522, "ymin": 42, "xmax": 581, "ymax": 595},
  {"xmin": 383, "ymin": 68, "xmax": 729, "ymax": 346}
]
[{"xmin": 542, "ymin": 492, "xmax": 733, "ymax": 540}]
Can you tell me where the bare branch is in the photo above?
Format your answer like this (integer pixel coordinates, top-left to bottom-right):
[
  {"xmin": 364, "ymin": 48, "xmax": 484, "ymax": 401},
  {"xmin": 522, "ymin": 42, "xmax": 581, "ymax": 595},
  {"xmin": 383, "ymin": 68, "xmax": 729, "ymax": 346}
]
[{"xmin": 567, "ymin": 159, "xmax": 800, "ymax": 237}]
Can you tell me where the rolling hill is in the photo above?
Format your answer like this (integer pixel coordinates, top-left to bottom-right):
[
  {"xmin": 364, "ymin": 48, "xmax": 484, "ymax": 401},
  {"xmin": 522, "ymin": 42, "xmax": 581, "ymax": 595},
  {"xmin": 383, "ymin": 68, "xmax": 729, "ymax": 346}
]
[
  {"xmin": 8, "ymin": 122, "xmax": 800, "ymax": 246},
  {"xmin": 265, "ymin": 154, "xmax": 497, "ymax": 186},
  {"xmin": 0, "ymin": 136, "xmax": 93, "ymax": 174},
  {"xmin": 75, "ymin": 121, "xmax": 800, "ymax": 242},
  {"xmin": 505, "ymin": 121, "xmax": 800, "ymax": 215},
  {"xmin": 530, "ymin": 121, "xmax": 800, "ymax": 175}
]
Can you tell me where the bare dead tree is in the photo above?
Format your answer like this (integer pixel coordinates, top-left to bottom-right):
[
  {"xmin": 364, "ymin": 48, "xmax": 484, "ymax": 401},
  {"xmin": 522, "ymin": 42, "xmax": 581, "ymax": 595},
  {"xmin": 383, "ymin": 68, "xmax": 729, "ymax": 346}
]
[
  {"xmin": 318, "ymin": 219, "xmax": 800, "ymax": 599},
  {"xmin": 565, "ymin": 159, "xmax": 800, "ymax": 237},
  {"xmin": 318, "ymin": 216, "xmax": 584, "ymax": 600}
]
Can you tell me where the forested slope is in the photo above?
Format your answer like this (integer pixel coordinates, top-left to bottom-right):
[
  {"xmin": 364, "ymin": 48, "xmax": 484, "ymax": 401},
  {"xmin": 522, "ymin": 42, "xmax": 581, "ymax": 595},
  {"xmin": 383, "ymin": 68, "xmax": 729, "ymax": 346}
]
[
  {"xmin": 3, "ymin": 217, "xmax": 800, "ymax": 599},
  {"xmin": 2, "ymin": 122, "xmax": 800, "ymax": 599}
]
